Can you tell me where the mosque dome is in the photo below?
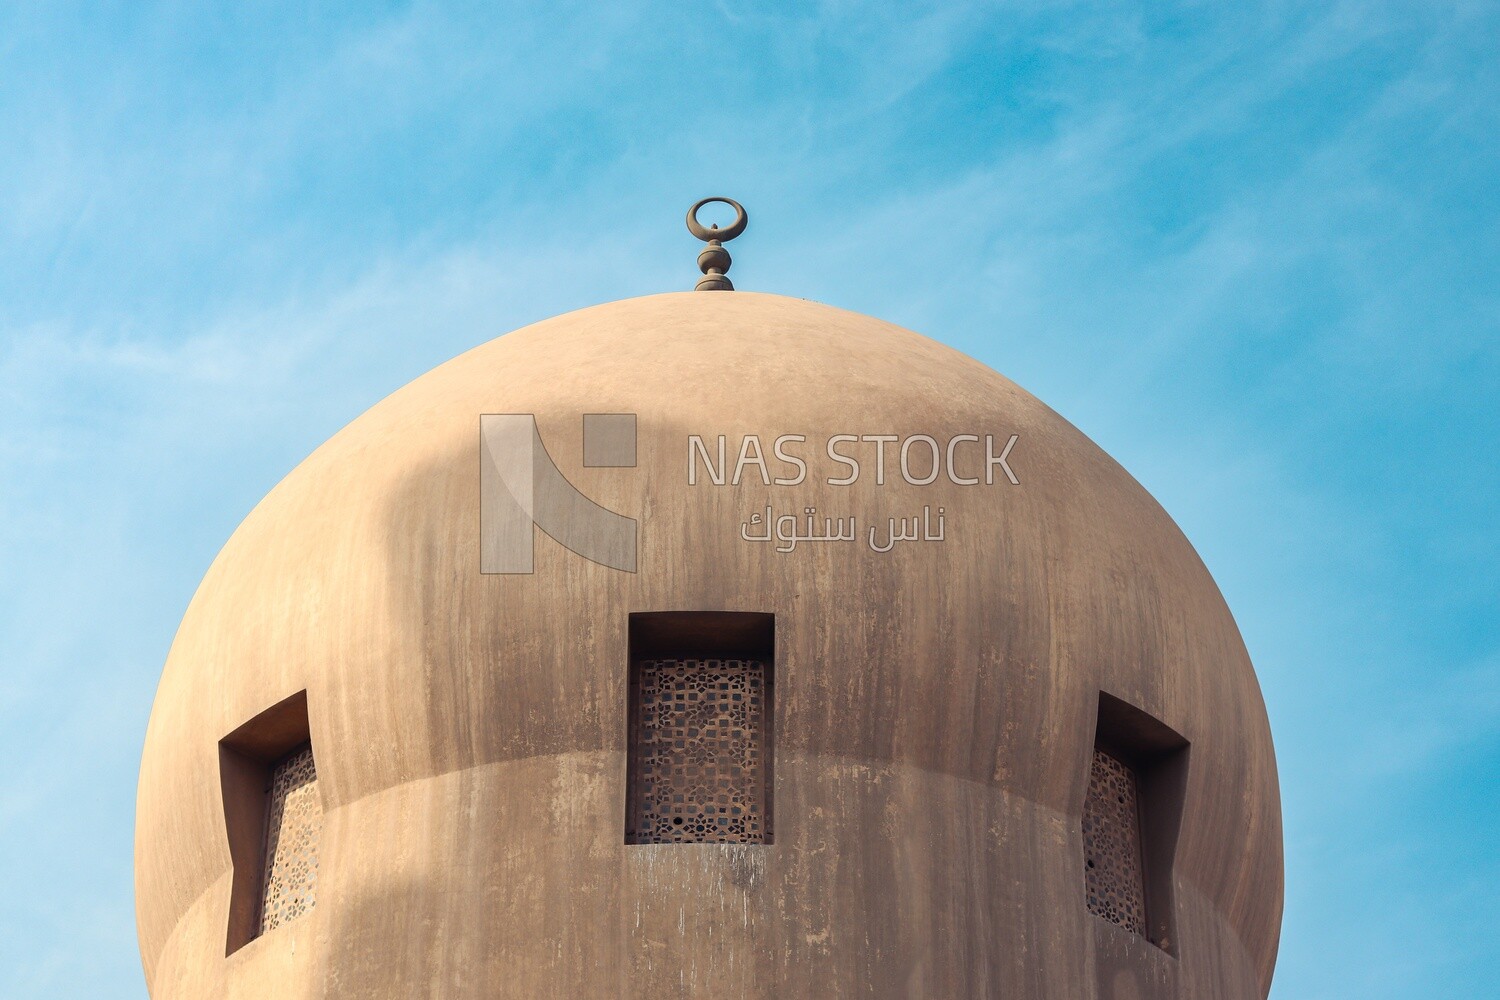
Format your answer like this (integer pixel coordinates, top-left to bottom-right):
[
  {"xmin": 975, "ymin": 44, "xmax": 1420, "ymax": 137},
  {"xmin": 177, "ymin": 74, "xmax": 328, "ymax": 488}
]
[{"xmin": 135, "ymin": 290, "xmax": 1282, "ymax": 998}]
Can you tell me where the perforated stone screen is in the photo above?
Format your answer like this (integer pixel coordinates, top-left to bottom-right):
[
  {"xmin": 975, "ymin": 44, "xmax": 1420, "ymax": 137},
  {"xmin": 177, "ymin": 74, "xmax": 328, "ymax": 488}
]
[
  {"xmin": 626, "ymin": 658, "xmax": 769, "ymax": 844},
  {"xmin": 259, "ymin": 745, "xmax": 322, "ymax": 934},
  {"xmin": 1083, "ymin": 748, "xmax": 1148, "ymax": 935}
]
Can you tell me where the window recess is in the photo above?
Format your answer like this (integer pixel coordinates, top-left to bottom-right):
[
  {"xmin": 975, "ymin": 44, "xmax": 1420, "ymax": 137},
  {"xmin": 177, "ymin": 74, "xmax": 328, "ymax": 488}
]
[
  {"xmin": 219, "ymin": 691, "xmax": 323, "ymax": 954},
  {"xmin": 1083, "ymin": 691, "xmax": 1189, "ymax": 954},
  {"xmin": 625, "ymin": 612, "xmax": 775, "ymax": 845}
]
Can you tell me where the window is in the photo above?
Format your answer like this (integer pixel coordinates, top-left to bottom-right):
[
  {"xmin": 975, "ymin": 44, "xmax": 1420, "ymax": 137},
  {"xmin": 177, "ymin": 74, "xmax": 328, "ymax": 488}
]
[
  {"xmin": 1083, "ymin": 748, "xmax": 1148, "ymax": 934},
  {"xmin": 625, "ymin": 612, "xmax": 774, "ymax": 845},
  {"xmin": 1083, "ymin": 692, "xmax": 1189, "ymax": 953},
  {"xmin": 219, "ymin": 691, "xmax": 323, "ymax": 954},
  {"xmin": 258, "ymin": 745, "xmax": 321, "ymax": 935}
]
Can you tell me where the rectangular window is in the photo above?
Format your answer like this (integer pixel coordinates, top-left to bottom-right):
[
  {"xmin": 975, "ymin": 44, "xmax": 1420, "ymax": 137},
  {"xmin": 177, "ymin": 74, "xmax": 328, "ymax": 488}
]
[
  {"xmin": 1083, "ymin": 748, "xmax": 1148, "ymax": 935},
  {"xmin": 219, "ymin": 691, "xmax": 322, "ymax": 954},
  {"xmin": 625, "ymin": 612, "xmax": 774, "ymax": 845},
  {"xmin": 258, "ymin": 744, "xmax": 322, "ymax": 934},
  {"xmin": 1083, "ymin": 692, "xmax": 1190, "ymax": 953}
]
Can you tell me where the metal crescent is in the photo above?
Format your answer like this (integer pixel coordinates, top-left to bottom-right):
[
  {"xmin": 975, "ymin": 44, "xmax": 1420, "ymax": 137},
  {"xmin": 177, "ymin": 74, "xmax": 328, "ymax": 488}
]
[{"xmin": 686, "ymin": 197, "xmax": 748, "ymax": 242}]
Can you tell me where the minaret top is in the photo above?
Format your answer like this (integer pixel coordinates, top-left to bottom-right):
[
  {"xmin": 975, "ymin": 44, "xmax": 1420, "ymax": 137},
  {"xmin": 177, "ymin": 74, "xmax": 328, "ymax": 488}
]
[{"xmin": 686, "ymin": 197, "xmax": 747, "ymax": 291}]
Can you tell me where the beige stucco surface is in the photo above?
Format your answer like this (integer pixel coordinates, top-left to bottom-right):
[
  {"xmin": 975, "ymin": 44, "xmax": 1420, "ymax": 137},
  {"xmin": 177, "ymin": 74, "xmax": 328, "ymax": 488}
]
[{"xmin": 135, "ymin": 292, "xmax": 1282, "ymax": 998}]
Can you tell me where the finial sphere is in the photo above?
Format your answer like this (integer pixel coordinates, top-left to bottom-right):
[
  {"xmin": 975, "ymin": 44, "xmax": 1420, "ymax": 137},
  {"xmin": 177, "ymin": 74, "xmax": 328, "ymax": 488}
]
[{"xmin": 686, "ymin": 197, "xmax": 748, "ymax": 242}]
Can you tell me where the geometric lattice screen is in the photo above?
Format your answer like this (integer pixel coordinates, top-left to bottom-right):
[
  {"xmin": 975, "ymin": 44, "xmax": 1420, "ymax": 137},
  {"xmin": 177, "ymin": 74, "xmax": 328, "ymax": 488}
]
[
  {"xmin": 625, "ymin": 658, "xmax": 769, "ymax": 845},
  {"xmin": 1082, "ymin": 748, "xmax": 1148, "ymax": 936},
  {"xmin": 259, "ymin": 745, "xmax": 322, "ymax": 934}
]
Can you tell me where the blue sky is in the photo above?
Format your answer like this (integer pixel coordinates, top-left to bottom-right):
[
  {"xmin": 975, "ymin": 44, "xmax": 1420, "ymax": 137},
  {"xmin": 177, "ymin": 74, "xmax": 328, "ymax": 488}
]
[{"xmin": 1, "ymin": 2, "xmax": 1496, "ymax": 996}]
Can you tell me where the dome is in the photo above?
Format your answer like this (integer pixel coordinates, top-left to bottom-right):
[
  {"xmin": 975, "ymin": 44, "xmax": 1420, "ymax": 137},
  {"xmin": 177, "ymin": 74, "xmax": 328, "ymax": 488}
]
[{"xmin": 135, "ymin": 291, "xmax": 1282, "ymax": 998}]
